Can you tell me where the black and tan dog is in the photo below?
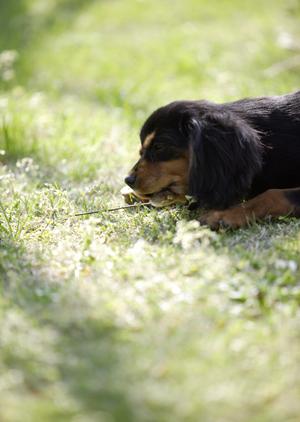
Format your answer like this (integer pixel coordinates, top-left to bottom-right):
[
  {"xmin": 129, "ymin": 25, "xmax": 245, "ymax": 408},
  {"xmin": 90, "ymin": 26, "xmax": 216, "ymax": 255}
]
[{"xmin": 125, "ymin": 91, "xmax": 300, "ymax": 229}]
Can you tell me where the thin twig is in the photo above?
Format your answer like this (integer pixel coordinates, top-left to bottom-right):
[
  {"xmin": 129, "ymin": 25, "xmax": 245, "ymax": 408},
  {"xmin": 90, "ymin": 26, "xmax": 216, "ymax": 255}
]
[{"xmin": 74, "ymin": 203, "xmax": 150, "ymax": 217}]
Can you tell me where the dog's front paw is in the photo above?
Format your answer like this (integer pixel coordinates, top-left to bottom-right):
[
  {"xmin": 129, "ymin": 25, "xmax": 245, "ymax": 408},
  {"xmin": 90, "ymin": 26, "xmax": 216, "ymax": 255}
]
[{"xmin": 199, "ymin": 206, "xmax": 252, "ymax": 230}]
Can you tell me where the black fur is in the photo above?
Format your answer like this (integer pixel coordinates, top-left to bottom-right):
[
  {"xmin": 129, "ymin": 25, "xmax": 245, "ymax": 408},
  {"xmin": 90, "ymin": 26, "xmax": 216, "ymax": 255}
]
[
  {"xmin": 140, "ymin": 91, "xmax": 300, "ymax": 209},
  {"xmin": 186, "ymin": 111, "xmax": 263, "ymax": 208}
]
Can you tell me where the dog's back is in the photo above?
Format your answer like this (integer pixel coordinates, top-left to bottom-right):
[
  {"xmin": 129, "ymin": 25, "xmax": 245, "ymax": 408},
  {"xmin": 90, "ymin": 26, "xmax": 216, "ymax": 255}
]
[
  {"xmin": 226, "ymin": 91, "xmax": 300, "ymax": 133},
  {"xmin": 227, "ymin": 91, "xmax": 300, "ymax": 195}
]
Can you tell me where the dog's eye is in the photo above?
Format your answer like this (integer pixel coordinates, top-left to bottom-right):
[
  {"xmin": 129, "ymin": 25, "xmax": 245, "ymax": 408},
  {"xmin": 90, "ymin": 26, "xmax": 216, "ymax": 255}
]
[
  {"xmin": 151, "ymin": 144, "xmax": 163, "ymax": 152},
  {"xmin": 146, "ymin": 144, "xmax": 173, "ymax": 162}
]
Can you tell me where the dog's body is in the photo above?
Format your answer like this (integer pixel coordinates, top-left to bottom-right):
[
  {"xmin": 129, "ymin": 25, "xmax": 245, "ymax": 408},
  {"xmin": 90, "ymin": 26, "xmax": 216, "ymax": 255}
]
[
  {"xmin": 215, "ymin": 92, "xmax": 300, "ymax": 197},
  {"xmin": 125, "ymin": 91, "xmax": 300, "ymax": 228}
]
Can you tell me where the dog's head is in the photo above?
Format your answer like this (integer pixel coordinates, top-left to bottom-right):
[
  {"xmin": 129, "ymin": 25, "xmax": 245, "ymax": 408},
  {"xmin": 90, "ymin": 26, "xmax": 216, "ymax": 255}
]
[{"xmin": 125, "ymin": 101, "xmax": 263, "ymax": 209}]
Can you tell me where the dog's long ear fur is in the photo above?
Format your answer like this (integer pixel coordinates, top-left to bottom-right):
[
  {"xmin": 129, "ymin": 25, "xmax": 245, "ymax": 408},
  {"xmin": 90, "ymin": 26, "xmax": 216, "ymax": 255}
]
[{"xmin": 186, "ymin": 111, "xmax": 263, "ymax": 209}]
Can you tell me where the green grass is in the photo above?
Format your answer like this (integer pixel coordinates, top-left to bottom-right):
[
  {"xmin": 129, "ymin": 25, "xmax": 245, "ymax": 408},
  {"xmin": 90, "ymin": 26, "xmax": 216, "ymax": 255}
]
[{"xmin": 0, "ymin": 0, "xmax": 300, "ymax": 421}]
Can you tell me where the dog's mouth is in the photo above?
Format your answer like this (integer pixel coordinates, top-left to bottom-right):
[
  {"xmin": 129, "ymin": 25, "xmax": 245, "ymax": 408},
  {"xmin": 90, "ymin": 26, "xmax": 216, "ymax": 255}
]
[
  {"xmin": 136, "ymin": 182, "xmax": 177, "ymax": 199},
  {"xmin": 136, "ymin": 184, "xmax": 187, "ymax": 207},
  {"xmin": 121, "ymin": 183, "xmax": 188, "ymax": 207},
  {"xmin": 142, "ymin": 185, "xmax": 174, "ymax": 199}
]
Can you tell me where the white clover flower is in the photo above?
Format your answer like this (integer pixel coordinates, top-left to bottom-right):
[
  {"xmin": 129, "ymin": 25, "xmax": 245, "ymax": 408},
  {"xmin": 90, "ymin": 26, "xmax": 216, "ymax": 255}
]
[
  {"xmin": 0, "ymin": 50, "xmax": 18, "ymax": 66},
  {"xmin": 275, "ymin": 259, "xmax": 298, "ymax": 272},
  {"xmin": 2, "ymin": 69, "xmax": 15, "ymax": 81},
  {"xmin": 0, "ymin": 97, "xmax": 8, "ymax": 109},
  {"xmin": 0, "ymin": 50, "xmax": 19, "ymax": 81},
  {"xmin": 16, "ymin": 157, "xmax": 39, "ymax": 173},
  {"xmin": 277, "ymin": 31, "xmax": 295, "ymax": 50},
  {"xmin": 173, "ymin": 220, "xmax": 217, "ymax": 250}
]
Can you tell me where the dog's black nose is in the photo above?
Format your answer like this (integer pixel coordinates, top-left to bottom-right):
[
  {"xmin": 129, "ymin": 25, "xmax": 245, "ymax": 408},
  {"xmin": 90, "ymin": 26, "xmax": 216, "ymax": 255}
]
[{"xmin": 124, "ymin": 175, "xmax": 136, "ymax": 188}]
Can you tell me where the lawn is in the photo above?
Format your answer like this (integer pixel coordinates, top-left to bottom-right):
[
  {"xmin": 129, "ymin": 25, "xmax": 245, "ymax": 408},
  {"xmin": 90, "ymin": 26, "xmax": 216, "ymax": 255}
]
[{"xmin": 0, "ymin": 0, "xmax": 300, "ymax": 421}]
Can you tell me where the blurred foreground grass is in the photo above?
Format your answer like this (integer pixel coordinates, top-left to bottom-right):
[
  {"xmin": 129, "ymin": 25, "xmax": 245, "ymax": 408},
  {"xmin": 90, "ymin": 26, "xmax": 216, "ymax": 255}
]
[{"xmin": 0, "ymin": 0, "xmax": 300, "ymax": 421}]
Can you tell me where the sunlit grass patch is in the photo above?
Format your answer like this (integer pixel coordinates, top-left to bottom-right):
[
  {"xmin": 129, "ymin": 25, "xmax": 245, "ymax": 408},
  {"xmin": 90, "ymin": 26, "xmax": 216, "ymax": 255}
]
[{"xmin": 0, "ymin": 0, "xmax": 300, "ymax": 421}]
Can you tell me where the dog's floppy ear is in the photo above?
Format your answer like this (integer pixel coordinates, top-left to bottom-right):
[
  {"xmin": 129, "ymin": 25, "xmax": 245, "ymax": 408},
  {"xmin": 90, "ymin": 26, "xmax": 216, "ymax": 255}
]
[{"xmin": 185, "ymin": 111, "xmax": 263, "ymax": 209}]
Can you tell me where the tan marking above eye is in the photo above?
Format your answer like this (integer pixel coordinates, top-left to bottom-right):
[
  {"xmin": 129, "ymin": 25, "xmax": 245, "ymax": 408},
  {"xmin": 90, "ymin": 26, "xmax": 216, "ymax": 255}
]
[{"xmin": 143, "ymin": 131, "xmax": 156, "ymax": 149}]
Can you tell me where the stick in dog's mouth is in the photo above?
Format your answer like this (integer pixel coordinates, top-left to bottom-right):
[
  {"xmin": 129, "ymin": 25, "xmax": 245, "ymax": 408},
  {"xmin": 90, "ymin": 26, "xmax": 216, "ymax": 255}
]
[
  {"xmin": 121, "ymin": 185, "xmax": 187, "ymax": 208},
  {"xmin": 142, "ymin": 186, "xmax": 173, "ymax": 199},
  {"xmin": 148, "ymin": 191, "xmax": 187, "ymax": 207}
]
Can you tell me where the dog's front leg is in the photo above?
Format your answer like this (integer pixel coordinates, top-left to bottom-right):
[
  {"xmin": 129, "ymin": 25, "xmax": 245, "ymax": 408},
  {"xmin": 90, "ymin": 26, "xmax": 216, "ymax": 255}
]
[{"xmin": 199, "ymin": 188, "xmax": 300, "ymax": 229}]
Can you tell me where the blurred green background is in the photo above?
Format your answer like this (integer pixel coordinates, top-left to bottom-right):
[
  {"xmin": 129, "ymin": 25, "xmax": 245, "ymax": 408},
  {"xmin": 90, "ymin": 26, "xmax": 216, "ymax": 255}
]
[
  {"xmin": 1, "ymin": 0, "xmax": 300, "ymax": 169},
  {"xmin": 1, "ymin": 0, "xmax": 300, "ymax": 107},
  {"xmin": 0, "ymin": 1, "xmax": 300, "ymax": 421}
]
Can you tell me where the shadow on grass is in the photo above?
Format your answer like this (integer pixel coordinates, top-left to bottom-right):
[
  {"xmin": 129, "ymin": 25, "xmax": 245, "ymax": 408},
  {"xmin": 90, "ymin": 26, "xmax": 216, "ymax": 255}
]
[
  {"xmin": 0, "ymin": 0, "xmax": 107, "ymax": 88},
  {"xmin": 1, "ymin": 211, "xmax": 300, "ymax": 420},
  {"xmin": 0, "ymin": 0, "xmax": 103, "ymax": 51},
  {"xmin": 0, "ymin": 238, "xmax": 135, "ymax": 421}
]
